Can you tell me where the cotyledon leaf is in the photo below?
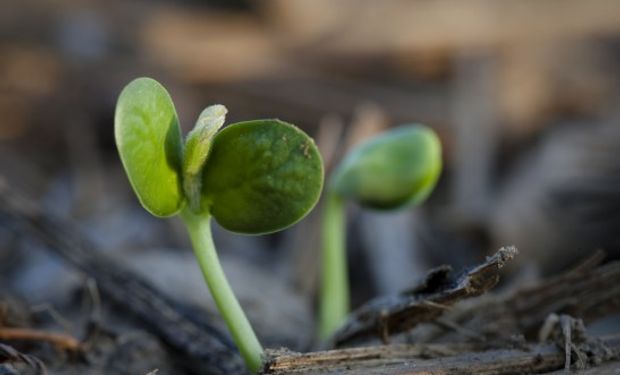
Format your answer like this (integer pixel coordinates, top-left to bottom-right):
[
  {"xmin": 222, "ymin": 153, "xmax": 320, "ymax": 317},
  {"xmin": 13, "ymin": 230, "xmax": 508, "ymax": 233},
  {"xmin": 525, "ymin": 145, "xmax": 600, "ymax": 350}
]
[
  {"xmin": 201, "ymin": 119, "xmax": 324, "ymax": 234},
  {"xmin": 114, "ymin": 77, "xmax": 184, "ymax": 217},
  {"xmin": 330, "ymin": 125, "xmax": 442, "ymax": 210},
  {"xmin": 183, "ymin": 104, "xmax": 227, "ymax": 212}
]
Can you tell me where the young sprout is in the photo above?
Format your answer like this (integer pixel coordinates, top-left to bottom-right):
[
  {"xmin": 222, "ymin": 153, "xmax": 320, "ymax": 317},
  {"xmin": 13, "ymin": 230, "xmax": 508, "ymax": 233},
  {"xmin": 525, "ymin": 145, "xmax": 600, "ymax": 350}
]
[
  {"xmin": 319, "ymin": 125, "xmax": 442, "ymax": 339},
  {"xmin": 115, "ymin": 77, "xmax": 324, "ymax": 372}
]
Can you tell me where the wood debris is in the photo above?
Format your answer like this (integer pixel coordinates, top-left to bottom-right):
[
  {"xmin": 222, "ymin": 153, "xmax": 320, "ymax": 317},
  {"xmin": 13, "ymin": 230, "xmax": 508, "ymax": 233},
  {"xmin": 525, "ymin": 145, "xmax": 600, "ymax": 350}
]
[{"xmin": 331, "ymin": 246, "xmax": 518, "ymax": 347}]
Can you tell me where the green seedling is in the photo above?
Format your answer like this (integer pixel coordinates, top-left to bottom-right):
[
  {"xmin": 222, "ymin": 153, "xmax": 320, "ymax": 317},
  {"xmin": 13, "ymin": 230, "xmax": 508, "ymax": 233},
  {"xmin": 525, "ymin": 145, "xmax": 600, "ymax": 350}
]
[
  {"xmin": 115, "ymin": 77, "xmax": 323, "ymax": 372},
  {"xmin": 319, "ymin": 125, "xmax": 442, "ymax": 339}
]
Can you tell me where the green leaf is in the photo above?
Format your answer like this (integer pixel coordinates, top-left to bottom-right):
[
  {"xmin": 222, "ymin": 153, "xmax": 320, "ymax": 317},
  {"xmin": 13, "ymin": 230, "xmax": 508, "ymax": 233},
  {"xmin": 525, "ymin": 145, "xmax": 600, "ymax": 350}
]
[
  {"xmin": 183, "ymin": 104, "xmax": 227, "ymax": 212},
  {"xmin": 331, "ymin": 125, "xmax": 442, "ymax": 209},
  {"xmin": 114, "ymin": 77, "xmax": 184, "ymax": 217},
  {"xmin": 201, "ymin": 119, "xmax": 324, "ymax": 234}
]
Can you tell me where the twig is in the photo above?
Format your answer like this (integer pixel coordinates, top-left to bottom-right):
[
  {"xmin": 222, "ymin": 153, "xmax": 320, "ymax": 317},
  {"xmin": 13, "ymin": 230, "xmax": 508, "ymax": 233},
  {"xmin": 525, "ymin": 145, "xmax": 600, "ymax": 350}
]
[
  {"xmin": 0, "ymin": 343, "xmax": 47, "ymax": 375},
  {"xmin": 264, "ymin": 335, "xmax": 620, "ymax": 375},
  {"xmin": 29, "ymin": 304, "xmax": 73, "ymax": 334},
  {"xmin": 560, "ymin": 315, "xmax": 572, "ymax": 371},
  {"xmin": 539, "ymin": 313, "xmax": 560, "ymax": 343},
  {"xmin": 265, "ymin": 342, "xmax": 479, "ymax": 372},
  {"xmin": 85, "ymin": 278, "xmax": 102, "ymax": 325},
  {"xmin": 331, "ymin": 246, "xmax": 518, "ymax": 347},
  {"xmin": 0, "ymin": 327, "xmax": 81, "ymax": 351},
  {"xmin": 80, "ymin": 278, "xmax": 103, "ymax": 351}
]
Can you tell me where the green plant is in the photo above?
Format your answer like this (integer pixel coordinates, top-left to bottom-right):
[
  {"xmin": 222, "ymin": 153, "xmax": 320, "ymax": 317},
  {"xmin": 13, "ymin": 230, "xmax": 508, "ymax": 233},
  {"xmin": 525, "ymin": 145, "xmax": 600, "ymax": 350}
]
[
  {"xmin": 319, "ymin": 125, "xmax": 442, "ymax": 339},
  {"xmin": 115, "ymin": 77, "xmax": 324, "ymax": 372}
]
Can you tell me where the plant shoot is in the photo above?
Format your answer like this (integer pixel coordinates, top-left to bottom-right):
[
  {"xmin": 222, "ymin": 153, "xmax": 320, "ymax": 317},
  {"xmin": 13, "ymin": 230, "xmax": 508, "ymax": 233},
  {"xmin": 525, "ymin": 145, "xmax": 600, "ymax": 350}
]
[
  {"xmin": 319, "ymin": 125, "xmax": 442, "ymax": 339},
  {"xmin": 115, "ymin": 77, "xmax": 324, "ymax": 372}
]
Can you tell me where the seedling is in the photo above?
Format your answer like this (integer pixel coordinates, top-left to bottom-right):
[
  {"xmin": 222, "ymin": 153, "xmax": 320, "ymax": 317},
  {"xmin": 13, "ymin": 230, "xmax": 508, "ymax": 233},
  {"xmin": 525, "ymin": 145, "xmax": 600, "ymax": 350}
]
[
  {"xmin": 115, "ymin": 77, "xmax": 323, "ymax": 372},
  {"xmin": 319, "ymin": 125, "xmax": 442, "ymax": 339}
]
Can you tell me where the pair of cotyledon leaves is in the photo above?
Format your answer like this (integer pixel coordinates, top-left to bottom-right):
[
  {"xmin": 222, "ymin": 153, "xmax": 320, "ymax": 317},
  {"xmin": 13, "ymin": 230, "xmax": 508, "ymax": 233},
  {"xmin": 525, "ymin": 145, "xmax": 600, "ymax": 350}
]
[
  {"xmin": 115, "ymin": 77, "xmax": 441, "ymax": 235},
  {"xmin": 114, "ymin": 77, "xmax": 324, "ymax": 234}
]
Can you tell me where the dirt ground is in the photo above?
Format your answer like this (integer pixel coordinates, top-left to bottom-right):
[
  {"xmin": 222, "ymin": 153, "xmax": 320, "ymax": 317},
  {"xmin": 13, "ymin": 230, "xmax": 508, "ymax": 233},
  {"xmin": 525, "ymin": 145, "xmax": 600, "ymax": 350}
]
[{"xmin": 2, "ymin": 1, "xmax": 620, "ymax": 374}]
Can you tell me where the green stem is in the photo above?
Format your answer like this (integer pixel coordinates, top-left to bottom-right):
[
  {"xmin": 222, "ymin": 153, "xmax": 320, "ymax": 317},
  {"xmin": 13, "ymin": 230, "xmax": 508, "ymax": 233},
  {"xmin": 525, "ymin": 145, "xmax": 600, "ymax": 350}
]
[
  {"xmin": 180, "ymin": 208, "xmax": 264, "ymax": 373},
  {"xmin": 319, "ymin": 191, "xmax": 349, "ymax": 339}
]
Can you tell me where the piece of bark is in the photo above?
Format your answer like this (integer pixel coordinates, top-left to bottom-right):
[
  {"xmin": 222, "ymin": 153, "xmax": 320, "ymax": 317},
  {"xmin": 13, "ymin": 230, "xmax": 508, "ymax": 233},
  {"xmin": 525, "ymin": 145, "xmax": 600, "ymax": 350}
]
[
  {"xmin": 265, "ymin": 343, "xmax": 479, "ymax": 372},
  {"xmin": 264, "ymin": 334, "xmax": 620, "ymax": 375},
  {"xmin": 408, "ymin": 251, "xmax": 620, "ymax": 345},
  {"xmin": 506, "ymin": 260, "xmax": 620, "ymax": 336},
  {"xmin": 547, "ymin": 360, "xmax": 620, "ymax": 374},
  {"xmin": 331, "ymin": 246, "xmax": 518, "ymax": 347},
  {"xmin": 0, "ymin": 343, "xmax": 46, "ymax": 375},
  {"xmin": 0, "ymin": 179, "xmax": 245, "ymax": 375}
]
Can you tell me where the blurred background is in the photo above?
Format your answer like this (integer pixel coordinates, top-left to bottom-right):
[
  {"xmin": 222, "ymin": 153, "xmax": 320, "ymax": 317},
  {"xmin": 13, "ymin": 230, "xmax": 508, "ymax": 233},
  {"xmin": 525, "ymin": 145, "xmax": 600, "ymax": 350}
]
[{"xmin": 1, "ymin": 0, "xmax": 620, "ymax": 372}]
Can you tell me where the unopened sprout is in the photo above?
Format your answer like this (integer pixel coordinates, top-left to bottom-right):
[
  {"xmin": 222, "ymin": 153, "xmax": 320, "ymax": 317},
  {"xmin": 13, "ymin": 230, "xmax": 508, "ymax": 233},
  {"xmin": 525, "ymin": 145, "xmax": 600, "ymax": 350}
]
[{"xmin": 319, "ymin": 125, "xmax": 442, "ymax": 339}]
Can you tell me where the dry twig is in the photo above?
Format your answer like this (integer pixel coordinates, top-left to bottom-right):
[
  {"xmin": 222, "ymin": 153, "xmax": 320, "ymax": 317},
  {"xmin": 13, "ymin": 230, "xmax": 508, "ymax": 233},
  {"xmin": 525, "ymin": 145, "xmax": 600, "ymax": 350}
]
[
  {"xmin": 331, "ymin": 246, "xmax": 518, "ymax": 347},
  {"xmin": 0, "ymin": 327, "xmax": 81, "ymax": 351},
  {"xmin": 0, "ymin": 343, "xmax": 47, "ymax": 375},
  {"xmin": 264, "ymin": 335, "xmax": 620, "ymax": 374}
]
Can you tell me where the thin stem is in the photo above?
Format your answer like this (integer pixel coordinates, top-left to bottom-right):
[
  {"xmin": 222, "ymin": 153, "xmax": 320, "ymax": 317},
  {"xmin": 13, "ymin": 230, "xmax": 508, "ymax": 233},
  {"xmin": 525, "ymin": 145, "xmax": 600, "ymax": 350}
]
[
  {"xmin": 180, "ymin": 208, "xmax": 264, "ymax": 373},
  {"xmin": 319, "ymin": 191, "xmax": 349, "ymax": 339}
]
